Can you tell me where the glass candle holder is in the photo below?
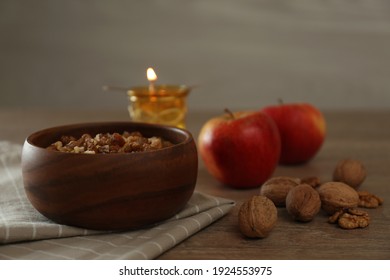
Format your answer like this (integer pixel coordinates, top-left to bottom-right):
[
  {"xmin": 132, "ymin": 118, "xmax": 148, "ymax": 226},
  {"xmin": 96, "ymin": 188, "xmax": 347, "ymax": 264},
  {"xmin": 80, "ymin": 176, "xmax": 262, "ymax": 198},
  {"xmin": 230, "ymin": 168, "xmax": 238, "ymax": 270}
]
[{"xmin": 127, "ymin": 85, "xmax": 190, "ymax": 129}]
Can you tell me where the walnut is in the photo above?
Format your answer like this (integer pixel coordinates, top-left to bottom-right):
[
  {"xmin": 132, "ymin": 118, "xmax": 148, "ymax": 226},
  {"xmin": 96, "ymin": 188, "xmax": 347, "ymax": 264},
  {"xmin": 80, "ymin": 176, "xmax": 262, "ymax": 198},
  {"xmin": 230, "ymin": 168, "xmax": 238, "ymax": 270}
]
[
  {"xmin": 259, "ymin": 176, "xmax": 301, "ymax": 206},
  {"xmin": 333, "ymin": 159, "xmax": 367, "ymax": 188},
  {"xmin": 286, "ymin": 184, "xmax": 321, "ymax": 222},
  {"xmin": 301, "ymin": 176, "xmax": 321, "ymax": 188},
  {"xmin": 358, "ymin": 190, "xmax": 384, "ymax": 208},
  {"xmin": 328, "ymin": 209, "xmax": 343, "ymax": 224},
  {"xmin": 317, "ymin": 182, "xmax": 359, "ymax": 214},
  {"xmin": 328, "ymin": 208, "xmax": 370, "ymax": 229},
  {"xmin": 238, "ymin": 195, "xmax": 278, "ymax": 238}
]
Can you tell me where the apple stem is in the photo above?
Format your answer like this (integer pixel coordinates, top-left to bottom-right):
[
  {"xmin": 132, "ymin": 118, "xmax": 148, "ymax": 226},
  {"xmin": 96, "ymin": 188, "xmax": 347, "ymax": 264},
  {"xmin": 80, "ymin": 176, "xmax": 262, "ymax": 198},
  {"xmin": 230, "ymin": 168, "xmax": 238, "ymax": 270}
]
[
  {"xmin": 278, "ymin": 98, "xmax": 284, "ymax": 105},
  {"xmin": 224, "ymin": 108, "xmax": 235, "ymax": 120}
]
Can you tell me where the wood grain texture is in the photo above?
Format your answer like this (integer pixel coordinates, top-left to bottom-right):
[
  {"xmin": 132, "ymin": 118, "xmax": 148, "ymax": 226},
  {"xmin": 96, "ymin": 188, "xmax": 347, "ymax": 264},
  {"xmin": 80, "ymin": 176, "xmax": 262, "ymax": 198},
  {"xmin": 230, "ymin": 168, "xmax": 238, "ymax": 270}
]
[
  {"xmin": 1, "ymin": 108, "xmax": 389, "ymax": 259},
  {"xmin": 21, "ymin": 122, "xmax": 198, "ymax": 230}
]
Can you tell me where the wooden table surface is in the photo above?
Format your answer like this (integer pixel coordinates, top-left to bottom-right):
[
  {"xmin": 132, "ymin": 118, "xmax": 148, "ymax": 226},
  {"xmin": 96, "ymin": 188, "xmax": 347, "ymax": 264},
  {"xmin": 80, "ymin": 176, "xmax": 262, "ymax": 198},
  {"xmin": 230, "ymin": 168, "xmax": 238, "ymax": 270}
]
[{"xmin": 1, "ymin": 108, "xmax": 389, "ymax": 259}]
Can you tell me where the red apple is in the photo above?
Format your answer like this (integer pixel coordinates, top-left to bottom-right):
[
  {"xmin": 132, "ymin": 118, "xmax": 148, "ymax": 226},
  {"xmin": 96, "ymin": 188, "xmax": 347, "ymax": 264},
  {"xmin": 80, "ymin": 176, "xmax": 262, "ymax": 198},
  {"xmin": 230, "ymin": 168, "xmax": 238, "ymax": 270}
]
[
  {"xmin": 198, "ymin": 110, "xmax": 281, "ymax": 189},
  {"xmin": 262, "ymin": 103, "xmax": 326, "ymax": 165}
]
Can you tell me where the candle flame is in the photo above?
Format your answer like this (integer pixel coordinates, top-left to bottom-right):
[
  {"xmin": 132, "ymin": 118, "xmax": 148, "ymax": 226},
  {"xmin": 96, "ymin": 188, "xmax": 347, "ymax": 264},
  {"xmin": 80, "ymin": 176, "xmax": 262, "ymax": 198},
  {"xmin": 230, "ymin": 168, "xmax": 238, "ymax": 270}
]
[{"xmin": 147, "ymin": 67, "xmax": 157, "ymax": 82}]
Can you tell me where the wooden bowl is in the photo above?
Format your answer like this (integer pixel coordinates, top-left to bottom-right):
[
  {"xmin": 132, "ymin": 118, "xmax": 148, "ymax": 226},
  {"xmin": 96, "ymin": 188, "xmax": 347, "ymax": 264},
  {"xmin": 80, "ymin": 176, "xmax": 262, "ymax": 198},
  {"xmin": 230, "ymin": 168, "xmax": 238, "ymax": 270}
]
[{"xmin": 21, "ymin": 122, "xmax": 198, "ymax": 230}]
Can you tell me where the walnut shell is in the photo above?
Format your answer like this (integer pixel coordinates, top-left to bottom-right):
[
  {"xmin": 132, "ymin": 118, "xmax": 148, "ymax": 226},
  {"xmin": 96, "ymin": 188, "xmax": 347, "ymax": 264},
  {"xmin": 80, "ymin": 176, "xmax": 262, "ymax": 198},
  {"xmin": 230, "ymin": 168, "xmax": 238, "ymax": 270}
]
[
  {"xmin": 317, "ymin": 182, "xmax": 359, "ymax": 214},
  {"xmin": 238, "ymin": 195, "xmax": 277, "ymax": 238},
  {"xmin": 260, "ymin": 176, "xmax": 301, "ymax": 206},
  {"xmin": 333, "ymin": 159, "xmax": 367, "ymax": 188},
  {"xmin": 286, "ymin": 184, "xmax": 321, "ymax": 222},
  {"xmin": 301, "ymin": 176, "xmax": 321, "ymax": 188}
]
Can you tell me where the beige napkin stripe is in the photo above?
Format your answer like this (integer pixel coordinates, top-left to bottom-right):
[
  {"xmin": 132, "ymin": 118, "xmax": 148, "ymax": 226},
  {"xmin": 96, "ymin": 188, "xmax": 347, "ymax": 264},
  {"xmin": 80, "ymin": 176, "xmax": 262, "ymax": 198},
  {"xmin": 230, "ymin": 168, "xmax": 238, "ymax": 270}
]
[
  {"xmin": 117, "ymin": 205, "xmax": 233, "ymax": 260},
  {"xmin": 0, "ymin": 204, "xmax": 233, "ymax": 260}
]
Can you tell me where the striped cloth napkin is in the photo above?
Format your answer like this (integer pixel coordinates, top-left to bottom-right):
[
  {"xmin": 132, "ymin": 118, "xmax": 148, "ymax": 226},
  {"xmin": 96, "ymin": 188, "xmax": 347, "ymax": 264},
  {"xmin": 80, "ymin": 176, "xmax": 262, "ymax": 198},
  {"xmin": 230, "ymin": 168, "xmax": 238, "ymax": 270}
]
[{"xmin": 0, "ymin": 141, "xmax": 234, "ymax": 259}]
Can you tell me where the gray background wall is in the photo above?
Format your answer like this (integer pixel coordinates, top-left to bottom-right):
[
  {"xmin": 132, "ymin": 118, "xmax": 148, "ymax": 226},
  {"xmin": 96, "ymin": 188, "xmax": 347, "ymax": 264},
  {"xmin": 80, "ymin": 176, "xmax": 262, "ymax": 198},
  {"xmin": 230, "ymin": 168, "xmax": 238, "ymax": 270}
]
[{"xmin": 1, "ymin": 0, "xmax": 390, "ymax": 112}]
